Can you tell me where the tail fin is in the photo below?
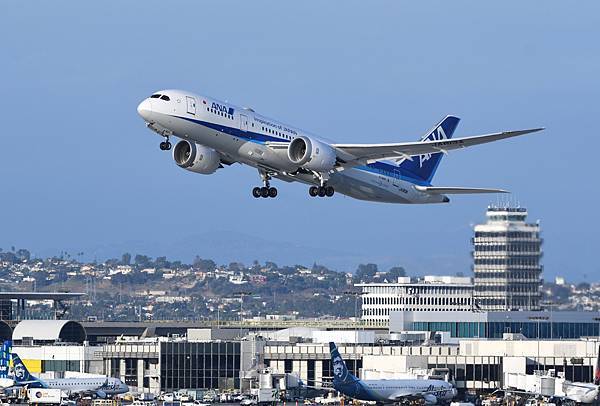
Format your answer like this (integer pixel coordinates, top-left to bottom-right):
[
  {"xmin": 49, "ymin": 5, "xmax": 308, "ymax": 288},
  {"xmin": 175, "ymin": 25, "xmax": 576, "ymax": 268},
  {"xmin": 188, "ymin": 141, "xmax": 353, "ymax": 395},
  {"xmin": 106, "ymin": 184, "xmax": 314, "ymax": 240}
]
[
  {"xmin": 11, "ymin": 353, "xmax": 42, "ymax": 386},
  {"xmin": 594, "ymin": 344, "xmax": 600, "ymax": 385},
  {"xmin": 0, "ymin": 340, "xmax": 11, "ymax": 379},
  {"xmin": 398, "ymin": 115, "xmax": 460, "ymax": 183},
  {"xmin": 329, "ymin": 342, "xmax": 358, "ymax": 385}
]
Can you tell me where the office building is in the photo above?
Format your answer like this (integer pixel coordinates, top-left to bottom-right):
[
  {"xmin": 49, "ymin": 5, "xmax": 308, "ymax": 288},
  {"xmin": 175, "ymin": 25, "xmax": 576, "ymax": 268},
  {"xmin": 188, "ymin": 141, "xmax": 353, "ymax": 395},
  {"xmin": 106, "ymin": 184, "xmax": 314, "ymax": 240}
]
[{"xmin": 357, "ymin": 276, "xmax": 474, "ymax": 327}]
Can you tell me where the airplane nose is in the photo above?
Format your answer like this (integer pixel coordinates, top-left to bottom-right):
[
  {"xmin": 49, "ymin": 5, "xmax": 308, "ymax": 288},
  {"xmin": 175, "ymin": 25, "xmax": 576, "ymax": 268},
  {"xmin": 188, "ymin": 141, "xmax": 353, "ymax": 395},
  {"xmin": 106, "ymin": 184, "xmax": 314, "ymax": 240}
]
[{"xmin": 137, "ymin": 99, "xmax": 153, "ymax": 121}]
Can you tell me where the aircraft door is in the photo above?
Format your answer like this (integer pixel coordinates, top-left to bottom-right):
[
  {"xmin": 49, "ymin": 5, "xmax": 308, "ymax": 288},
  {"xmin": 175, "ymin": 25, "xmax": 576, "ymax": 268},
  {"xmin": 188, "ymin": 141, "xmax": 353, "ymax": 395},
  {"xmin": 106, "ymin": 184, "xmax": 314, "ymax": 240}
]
[
  {"xmin": 240, "ymin": 114, "xmax": 248, "ymax": 131},
  {"xmin": 393, "ymin": 169, "xmax": 401, "ymax": 187},
  {"xmin": 186, "ymin": 96, "xmax": 196, "ymax": 115}
]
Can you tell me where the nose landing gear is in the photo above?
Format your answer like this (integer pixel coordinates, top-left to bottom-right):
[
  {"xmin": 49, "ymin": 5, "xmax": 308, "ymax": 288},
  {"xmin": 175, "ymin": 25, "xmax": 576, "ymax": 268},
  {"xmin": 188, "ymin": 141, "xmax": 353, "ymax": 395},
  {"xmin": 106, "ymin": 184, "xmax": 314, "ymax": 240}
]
[{"xmin": 159, "ymin": 137, "xmax": 172, "ymax": 151}]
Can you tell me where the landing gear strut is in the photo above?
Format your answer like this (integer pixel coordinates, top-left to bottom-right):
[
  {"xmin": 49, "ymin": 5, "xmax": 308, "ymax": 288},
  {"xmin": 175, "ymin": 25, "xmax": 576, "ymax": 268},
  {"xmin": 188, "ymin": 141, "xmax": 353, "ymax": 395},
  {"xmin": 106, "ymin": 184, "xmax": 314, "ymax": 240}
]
[
  {"xmin": 159, "ymin": 136, "xmax": 172, "ymax": 151},
  {"xmin": 308, "ymin": 170, "xmax": 334, "ymax": 198},
  {"xmin": 252, "ymin": 171, "xmax": 278, "ymax": 198},
  {"xmin": 309, "ymin": 185, "xmax": 334, "ymax": 198}
]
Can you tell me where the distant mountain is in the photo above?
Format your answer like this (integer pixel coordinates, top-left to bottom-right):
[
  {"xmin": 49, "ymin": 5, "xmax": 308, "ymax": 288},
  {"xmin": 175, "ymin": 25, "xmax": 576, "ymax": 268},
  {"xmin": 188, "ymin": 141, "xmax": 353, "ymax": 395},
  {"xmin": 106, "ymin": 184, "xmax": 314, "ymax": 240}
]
[{"xmin": 32, "ymin": 229, "xmax": 470, "ymax": 275}]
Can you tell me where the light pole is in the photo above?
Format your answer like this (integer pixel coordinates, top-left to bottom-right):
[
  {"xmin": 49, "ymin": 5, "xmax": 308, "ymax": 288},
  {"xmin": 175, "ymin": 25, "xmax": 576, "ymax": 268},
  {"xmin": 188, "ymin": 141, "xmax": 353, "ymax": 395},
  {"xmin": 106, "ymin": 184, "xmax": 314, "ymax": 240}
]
[
  {"xmin": 344, "ymin": 291, "xmax": 360, "ymax": 377},
  {"xmin": 528, "ymin": 315, "xmax": 549, "ymax": 371},
  {"xmin": 541, "ymin": 301, "xmax": 556, "ymax": 339},
  {"xmin": 235, "ymin": 291, "xmax": 251, "ymax": 339}
]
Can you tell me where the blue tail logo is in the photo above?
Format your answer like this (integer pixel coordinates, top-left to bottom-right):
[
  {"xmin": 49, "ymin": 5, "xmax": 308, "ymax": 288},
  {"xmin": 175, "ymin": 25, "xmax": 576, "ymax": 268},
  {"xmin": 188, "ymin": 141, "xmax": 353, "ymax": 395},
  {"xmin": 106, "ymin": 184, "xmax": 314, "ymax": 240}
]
[
  {"xmin": 0, "ymin": 340, "xmax": 11, "ymax": 379},
  {"xmin": 11, "ymin": 353, "xmax": 44, "ymax": 387},
  {"xmin": 399, "ymin": 115, "xmax": 460, "ymax": 183},
  {"xmin": 329, "ymin": 342, "xmax": 357, "ymax": 384}
]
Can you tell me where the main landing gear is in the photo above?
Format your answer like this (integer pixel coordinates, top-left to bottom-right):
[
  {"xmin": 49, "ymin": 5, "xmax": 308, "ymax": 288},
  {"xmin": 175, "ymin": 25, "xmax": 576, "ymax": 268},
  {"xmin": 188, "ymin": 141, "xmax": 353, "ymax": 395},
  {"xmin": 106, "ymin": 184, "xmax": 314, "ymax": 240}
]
[
  {"xmin": 159, "ymin": 137, "xmax": 172, "ymax": 151},
  {"xmin": 252, "ymin": 186, "xmax": 277, "ymax": 198},
  {"xmin": 252, "ymin": 170, "xmax": 277, "ymax": 198},
  {"xmin": 309, "ymin": 185, "xmax": 335, "ymax": 198}
]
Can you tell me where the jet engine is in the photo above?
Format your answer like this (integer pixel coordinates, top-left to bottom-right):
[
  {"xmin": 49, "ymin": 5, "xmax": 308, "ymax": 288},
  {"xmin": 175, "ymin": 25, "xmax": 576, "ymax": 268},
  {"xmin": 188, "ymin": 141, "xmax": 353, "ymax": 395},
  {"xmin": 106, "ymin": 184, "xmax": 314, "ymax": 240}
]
[
  {"xmin": 423, "ymin": 394, "xmax": 437, "ymax": 405},
  {"xmin": 173, "ymin": 140, "xmax": 220, "ymax": 174},
  {"xmin": 287, "ymin": 136, "xmax": 337, "ymax": 172}
]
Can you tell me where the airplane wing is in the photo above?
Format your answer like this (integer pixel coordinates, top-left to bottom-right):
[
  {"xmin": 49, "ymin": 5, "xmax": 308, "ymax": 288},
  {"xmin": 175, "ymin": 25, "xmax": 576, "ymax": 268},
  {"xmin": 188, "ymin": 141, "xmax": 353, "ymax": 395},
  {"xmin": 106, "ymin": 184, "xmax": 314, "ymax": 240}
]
[
  {"xmin": 388, "ymin": 390, "xmax": 418, "ymax": 400},
  {"xmin": 332, "ymin": 128, "xmax": 543, "ymax": 165},
  {"xmin": 414, "ymin": 186, "xmax": 509, "ymax": 194}
]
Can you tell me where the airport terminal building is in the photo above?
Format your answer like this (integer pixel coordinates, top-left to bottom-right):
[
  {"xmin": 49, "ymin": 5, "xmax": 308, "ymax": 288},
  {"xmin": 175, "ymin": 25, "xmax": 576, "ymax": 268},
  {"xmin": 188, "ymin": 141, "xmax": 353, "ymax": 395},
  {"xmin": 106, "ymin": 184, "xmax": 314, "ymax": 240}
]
[{"xmin": 4, "ymin": 318, "xmax": 600, "ymax": 396}]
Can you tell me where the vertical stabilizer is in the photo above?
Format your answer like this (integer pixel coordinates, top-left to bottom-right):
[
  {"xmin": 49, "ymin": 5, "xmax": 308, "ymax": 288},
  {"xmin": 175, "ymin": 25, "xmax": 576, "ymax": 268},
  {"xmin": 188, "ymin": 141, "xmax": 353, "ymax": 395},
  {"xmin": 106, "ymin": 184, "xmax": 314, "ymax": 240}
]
[
  {"xmin": 329, "ymin": 342, "xmax": 358, "ymax": 385},
  {"xmin": 0, "ymin": 340, "xmax": 10, "ymax": 379},
  {"xmin": 12, "ymin": 353, "xmax": 45, "ymax": 387},
  {"xmin": 398, "ymin": 115, "xmax": 460, "ymax": 183}
]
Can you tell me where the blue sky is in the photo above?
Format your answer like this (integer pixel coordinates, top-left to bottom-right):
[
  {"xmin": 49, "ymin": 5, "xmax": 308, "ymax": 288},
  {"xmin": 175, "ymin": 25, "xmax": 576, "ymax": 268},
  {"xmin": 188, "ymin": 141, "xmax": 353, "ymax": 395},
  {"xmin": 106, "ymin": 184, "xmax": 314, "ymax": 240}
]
[{"xmin": 1, "ymin": 1, "xmax": 599, "ymax": 281}]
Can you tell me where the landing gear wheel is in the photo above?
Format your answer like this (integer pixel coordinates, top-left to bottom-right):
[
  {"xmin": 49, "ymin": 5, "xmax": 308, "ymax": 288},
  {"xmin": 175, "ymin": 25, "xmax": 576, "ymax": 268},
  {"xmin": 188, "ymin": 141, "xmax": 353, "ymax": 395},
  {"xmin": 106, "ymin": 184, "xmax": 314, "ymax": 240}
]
[
  {"xmin": 165, "ymin": 141, "xmax": 172, "ymax": 150},
  {"xmin": 268, "ymin": 187, "xmax": 278, "ymax": 198},
  {"xmin": 318, "ymin": 187, "xmax": 326, "ymax": 197},
  {"xmin": 325, "ymin": 186, "xmax": 335, "ymax": 197},
  {"xmin": 309, "ymin": 186, "xmax": 319, "ymax": 197},
  {"xmin": 159, "ymin": 140, "xmax": 172, "ymax": 151},
  {"xmin": 260, "ymin": 187, "xmax": 270, "ymax": 198},
  {"xmin": 252, "ymin": 187, "xmax": 261, "ymax": 198}
]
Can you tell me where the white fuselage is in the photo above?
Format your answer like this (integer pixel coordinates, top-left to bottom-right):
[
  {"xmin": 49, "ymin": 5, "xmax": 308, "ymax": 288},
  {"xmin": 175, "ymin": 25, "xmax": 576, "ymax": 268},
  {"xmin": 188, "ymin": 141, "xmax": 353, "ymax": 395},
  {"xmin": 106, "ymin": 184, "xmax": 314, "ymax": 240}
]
[
  {"xmin": 44, "ymin": 377, "xmax": 128, "ymax": 396},
  {"xmin": 137, "ymin": 90, "xmax": 447, "ymax": 204},
  {"xmin": 364, "ymin": 379, "xmax": 455, "ymax": 402},
  {"xmin": 562, "ymin": 381, "xmax": 599, "ymax": 404}
]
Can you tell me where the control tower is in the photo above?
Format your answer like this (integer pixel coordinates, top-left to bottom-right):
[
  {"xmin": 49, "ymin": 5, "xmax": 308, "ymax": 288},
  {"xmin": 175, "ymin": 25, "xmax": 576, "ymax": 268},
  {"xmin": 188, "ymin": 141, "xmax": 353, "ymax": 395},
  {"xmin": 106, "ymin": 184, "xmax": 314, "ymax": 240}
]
[{"xmin": 472, "ymin": 206, "xmax": 542, "ymax": 311}]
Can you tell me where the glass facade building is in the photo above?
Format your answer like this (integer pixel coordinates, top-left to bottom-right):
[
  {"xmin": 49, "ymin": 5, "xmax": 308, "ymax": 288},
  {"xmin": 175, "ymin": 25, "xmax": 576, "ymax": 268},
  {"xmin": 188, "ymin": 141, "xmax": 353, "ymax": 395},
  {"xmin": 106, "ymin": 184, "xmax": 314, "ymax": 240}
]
[
  {"xmin": 412, "ymin": 320, "xmax": 600, "ymax": 339},
  {"xmin": 160, "ymin": 341, "xmax": 241, "ymax": 391}
]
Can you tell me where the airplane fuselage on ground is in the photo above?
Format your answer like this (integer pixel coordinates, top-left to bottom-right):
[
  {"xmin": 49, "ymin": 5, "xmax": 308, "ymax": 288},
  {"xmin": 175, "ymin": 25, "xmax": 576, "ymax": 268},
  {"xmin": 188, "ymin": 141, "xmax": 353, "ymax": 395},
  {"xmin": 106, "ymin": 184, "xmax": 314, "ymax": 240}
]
[{"xmin": 137, "ymin": 90, "xmax": 541, "ymax": 203}]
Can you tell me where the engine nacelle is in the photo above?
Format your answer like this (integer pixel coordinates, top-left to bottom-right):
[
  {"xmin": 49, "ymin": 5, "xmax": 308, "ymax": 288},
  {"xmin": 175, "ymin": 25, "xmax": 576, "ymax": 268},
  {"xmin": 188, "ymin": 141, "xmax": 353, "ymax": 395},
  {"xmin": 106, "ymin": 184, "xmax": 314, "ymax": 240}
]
[
  {"xmin": 423, "ymin": 394, "xmax": 437, "ymax": 405},
  {"xmin": 173, "ymin": 140, "xmax": 220, "ymax": 174},
  {"xmin": 287, "ymin": 136, "xmax": 336, "ymax": 172}
]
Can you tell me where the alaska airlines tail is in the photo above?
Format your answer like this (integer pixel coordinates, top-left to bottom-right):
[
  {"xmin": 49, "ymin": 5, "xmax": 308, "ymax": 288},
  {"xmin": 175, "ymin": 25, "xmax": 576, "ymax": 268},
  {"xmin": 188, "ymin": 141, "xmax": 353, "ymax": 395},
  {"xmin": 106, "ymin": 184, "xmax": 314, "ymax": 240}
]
[
  {"xmin": 12, "ymin": 353, "xmax": 45, "ymax": 387},
  {"xmin": 594, "ymin": 344, "xmax": 600, "ymax": 385},
  {"xmin": 329, "ymin": 342, "xmax": 359, "ymax": 386},
  {"xmin": 0, "ymin": 340, "xmax": 11, "ymax": 379},
  {"xmin": 398, "ymin": 115, "xmax": 460, "ymax": 183}
]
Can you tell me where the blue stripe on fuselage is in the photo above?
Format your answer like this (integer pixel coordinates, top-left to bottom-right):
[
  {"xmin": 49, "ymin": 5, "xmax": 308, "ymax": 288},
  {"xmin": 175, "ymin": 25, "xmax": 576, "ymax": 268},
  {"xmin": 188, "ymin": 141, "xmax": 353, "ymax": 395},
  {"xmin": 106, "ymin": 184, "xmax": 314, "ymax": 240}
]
[
  {"xmin": 177, "ymin": 115, "xmax": 288, "ymax": 144},
  {"xmin": 169, "ymin": 114, "xmax": 430, "ymax": 187}
]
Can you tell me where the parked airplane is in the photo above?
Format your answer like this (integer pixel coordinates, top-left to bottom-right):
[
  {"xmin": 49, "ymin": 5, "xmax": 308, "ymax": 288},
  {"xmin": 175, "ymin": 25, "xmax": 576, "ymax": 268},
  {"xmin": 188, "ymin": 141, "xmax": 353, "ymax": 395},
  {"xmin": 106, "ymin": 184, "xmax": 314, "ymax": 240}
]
[
  {"xmin": 0, "ymin": 340, "xmax": 14, "ymax": 388},
  {"xmin": 504, "ymin": 345, "xmax": 600, "ymax": 404},
  {"xmin": 11, "ymin": 354, "xmax": 128, "ymax": 398},
  {"xmin": 329, "ymin": 342, "xmax": 456, "ymax": 404},
  {"xmin": 137, "ymin": 90, "xmax": 543, "ymax": 203},
  {"xmin": 553, "ymin": 346, "xmax": 600, "ymax": 404}
]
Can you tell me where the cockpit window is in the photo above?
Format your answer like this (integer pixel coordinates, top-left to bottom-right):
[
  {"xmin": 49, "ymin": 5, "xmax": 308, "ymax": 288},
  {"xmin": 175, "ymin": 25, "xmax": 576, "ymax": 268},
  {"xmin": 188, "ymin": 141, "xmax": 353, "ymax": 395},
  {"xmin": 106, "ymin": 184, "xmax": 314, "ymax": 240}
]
[
  {"xmin": 160, "ymin": 95, "xmax": 170, "ymax": 101},
  {"xmin": 150, "ymin": 94, "xmax": 161, "ymax": 98}
]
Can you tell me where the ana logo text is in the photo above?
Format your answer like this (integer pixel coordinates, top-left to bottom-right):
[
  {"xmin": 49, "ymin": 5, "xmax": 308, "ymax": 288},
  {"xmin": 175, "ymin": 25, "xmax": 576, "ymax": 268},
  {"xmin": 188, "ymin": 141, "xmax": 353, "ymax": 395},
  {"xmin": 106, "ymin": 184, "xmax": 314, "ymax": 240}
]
[
  {"xmin": 211, "ymin": 102, "xmax": 234, "ymax": 116},
  {"xmin": 419, "ymin": 126, "xmax": 447, "ymax": 168}
]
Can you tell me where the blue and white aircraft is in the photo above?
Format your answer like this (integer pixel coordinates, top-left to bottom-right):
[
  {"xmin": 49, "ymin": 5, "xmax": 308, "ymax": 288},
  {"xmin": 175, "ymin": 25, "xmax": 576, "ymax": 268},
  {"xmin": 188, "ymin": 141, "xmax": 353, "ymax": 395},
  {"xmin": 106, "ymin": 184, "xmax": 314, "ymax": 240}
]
[
  {"xmin": 329, "ymin": 342, "xmax": 456, "ymax": 405},
  {"xmin": 11, "ymin": 353, "xmax": 128, "ymax": 398},
  {"xmin": 137, "ymin": 90, "xmax": 542, "ymax": 203}
]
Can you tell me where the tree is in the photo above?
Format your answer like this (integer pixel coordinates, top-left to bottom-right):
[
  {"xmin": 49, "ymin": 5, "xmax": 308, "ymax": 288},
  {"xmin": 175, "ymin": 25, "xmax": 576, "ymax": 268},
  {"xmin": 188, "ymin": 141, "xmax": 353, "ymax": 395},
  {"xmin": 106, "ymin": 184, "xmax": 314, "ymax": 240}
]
[
  {"xmin": 16, "ymin": 249, "xmax": 31, "ymax": 262},
  {"xmin": 577, "ymin": 282, "xmax": 591, "ymax": 291},
  {"xmin": 387, "ymin": 266, "xmax": 406, "ymax": 281},
  {"xmin": 121, "ymin": 253, "xmax": 131, "ymax": 265},
  {"xmin": 155, "ymin": 256, "xmax": 169, "ymax": 269},
  {"xmin": 134, "ymin": 254, "xmax": 152, "ymax": 268},
  {"xmin": 355, "ymin": 263, "xmax": 378, "ymax": 282},
  {"xmin": 193, "ymin": 257, "xmax": 216, "ymax": 271}
]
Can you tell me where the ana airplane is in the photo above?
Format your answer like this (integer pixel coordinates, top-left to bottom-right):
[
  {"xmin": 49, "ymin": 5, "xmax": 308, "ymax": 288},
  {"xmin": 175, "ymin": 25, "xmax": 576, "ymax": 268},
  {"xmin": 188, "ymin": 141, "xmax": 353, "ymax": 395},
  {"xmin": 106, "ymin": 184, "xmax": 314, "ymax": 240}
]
[
  {"xmin": 329, "ymin": 342, "xmax": 456, "ymax": 405},
  {"xmin": 137, "ymin": 90, "xmax": 543, "ymax": 203},
  {"xmin": 11, "ymin": 354, "xmax": 128, "ymax": 398}
]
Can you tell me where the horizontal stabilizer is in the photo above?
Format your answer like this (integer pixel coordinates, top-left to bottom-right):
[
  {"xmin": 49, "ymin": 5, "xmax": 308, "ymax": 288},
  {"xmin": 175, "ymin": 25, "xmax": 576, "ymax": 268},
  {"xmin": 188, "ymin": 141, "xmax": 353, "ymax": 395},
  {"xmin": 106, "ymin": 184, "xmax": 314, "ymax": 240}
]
[{"xmin": 415, "ymin": 185, "xmax": 509, "ymax": 194}]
